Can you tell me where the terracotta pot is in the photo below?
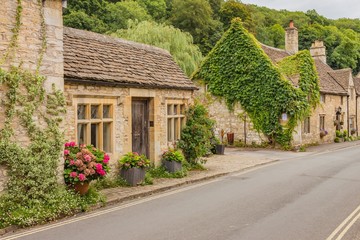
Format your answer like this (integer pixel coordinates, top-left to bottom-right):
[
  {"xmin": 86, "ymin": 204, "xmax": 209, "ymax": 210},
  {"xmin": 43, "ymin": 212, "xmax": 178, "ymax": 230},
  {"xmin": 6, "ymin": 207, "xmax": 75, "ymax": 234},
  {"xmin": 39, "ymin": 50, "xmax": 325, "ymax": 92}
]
[{"xmin": 74, "ymin": 182, "xmax": 90, "ymax": 195}]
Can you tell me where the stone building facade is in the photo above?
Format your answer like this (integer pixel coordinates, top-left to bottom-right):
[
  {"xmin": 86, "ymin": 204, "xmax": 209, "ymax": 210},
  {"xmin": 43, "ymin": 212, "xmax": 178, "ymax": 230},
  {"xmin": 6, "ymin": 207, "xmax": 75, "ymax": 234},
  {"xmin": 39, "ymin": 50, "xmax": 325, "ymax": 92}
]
[
  {"xmin": 63, "ymin": 27, "xmax": 196, "ymax": 167},
  {"xmin": 0, "ymin": 0, "xmax": 65, "ymax": 192},
  {"xmin": 197, "ymin": 21, "xmax": 359, "ymax": 147}
]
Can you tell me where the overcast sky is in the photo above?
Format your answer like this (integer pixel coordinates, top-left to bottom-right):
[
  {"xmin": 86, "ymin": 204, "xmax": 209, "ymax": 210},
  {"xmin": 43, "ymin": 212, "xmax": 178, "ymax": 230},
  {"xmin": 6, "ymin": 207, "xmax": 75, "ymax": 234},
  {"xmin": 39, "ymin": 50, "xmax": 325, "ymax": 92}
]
[{"xmin": 241, "ymin": 0, "xmax": 360, "ymax": 19}]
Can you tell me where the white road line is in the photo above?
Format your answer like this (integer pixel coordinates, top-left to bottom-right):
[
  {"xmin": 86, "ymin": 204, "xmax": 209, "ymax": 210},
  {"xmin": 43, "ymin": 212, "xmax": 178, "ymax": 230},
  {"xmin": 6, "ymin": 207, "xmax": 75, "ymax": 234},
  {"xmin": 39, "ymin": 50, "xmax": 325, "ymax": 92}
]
[
  {"xmin": 326, "ymin": 204, "xmax": 360, "ymax": 240},
  {"xmin": 335, "ymin": 207, "xmax": 360, "ymax": 240},
  {"xmin": 2, "ymin": 165, "xmax": 270, "ymax": 240}
]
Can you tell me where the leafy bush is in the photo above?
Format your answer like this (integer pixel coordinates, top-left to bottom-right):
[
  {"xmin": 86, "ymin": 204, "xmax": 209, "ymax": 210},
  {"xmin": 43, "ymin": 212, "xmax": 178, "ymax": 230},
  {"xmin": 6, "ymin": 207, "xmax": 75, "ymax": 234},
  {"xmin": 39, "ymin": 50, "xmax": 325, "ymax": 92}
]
[
  {"xmin": 178, "ymin": 102, "xmax": 215, "ymax": 163},
  {"xmin": 147, "ymin": 166, "xmax": 188, "ymax": 179},
  {"xmin": 334, "ymin": 137, "xmax": 340, "ymax": 143},
  {"xmin": 162, "ymin": 149, "xmax": 185, "ymax": 163},
  {"xmin": 118, "ymin": 152, "xmax": 151, "ymax": 169}
]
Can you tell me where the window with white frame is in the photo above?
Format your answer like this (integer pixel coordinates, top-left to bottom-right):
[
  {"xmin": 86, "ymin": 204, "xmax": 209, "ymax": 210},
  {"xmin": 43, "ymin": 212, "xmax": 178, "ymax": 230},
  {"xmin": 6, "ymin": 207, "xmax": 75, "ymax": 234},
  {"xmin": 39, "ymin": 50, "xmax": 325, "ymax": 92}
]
[
  {"xmin": 76, "ymin": 103, "xmax": 113, "ymax": 152},
  {"xmin": 303, "ymin": 117, "xmax": 310, "ymax": 134},
  {"xmin": 167, "ymin": 103, "xmax": 186, "ymax": 142},
  {"xmin": 320, "ymin": 94, "xmax": 325, "ymax": 103}
]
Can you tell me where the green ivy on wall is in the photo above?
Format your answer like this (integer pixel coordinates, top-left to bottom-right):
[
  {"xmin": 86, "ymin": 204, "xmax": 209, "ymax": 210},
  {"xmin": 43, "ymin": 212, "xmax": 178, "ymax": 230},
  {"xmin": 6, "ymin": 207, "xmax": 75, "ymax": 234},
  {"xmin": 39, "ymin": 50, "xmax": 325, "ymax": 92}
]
[
  {"xmin": 193, "ymin": 18, "xmax": 320, "ymax": 147},
  {"xmin": 0, "ymin": 0, "xmax": 102, "ymax": 228}
]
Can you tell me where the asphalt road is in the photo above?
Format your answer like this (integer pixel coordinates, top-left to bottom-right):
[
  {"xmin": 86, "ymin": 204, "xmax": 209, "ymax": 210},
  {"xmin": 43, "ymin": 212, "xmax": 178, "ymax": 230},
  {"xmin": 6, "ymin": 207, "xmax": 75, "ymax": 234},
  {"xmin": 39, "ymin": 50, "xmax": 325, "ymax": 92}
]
[{"xmin": 5, "ymin": 146, "xmax": 360, "ymax": 240}]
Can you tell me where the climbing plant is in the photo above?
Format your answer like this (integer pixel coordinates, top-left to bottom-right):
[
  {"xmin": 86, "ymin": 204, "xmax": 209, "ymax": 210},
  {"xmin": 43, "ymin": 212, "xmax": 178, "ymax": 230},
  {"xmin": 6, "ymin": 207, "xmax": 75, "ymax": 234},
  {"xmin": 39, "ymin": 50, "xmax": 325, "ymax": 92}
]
[
  {"xmin": 0, "ymin": 0, "xmax": 101, "ymax": 228},
  {"xmin": 193, "ymin": 18, "xmax": 320, "ymax": 147}
]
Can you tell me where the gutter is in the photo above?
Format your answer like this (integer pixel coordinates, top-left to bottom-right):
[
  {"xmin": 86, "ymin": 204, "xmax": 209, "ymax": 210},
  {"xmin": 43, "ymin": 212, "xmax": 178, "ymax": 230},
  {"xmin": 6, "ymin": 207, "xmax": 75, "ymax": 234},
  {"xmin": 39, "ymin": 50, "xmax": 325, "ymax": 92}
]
[{"xmin": 64, "ymin": 77, "xmax": 199, "ymax": 91}]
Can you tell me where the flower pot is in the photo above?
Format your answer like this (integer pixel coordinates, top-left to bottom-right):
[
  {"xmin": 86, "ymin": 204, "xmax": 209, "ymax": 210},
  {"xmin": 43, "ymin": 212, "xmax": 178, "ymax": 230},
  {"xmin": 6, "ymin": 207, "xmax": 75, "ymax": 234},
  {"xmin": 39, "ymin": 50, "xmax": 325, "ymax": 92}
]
[
  {"xmin": 120, "ymin": 167, "xmax": 146, "ymax": 186},
  {"xmin": 74, "ymin": 182, "xmax": 90, "ymax": 195},
  {"xmin": 215, "ymin": 144, "xmax": 225, "ymax": 155},
  {"xmin": 163, "ymin": 160, "xmax": 182, "ymax": 173},
  {"xmin": 227, "ymin": 132, "xmax": 234, "ymax": 145}
]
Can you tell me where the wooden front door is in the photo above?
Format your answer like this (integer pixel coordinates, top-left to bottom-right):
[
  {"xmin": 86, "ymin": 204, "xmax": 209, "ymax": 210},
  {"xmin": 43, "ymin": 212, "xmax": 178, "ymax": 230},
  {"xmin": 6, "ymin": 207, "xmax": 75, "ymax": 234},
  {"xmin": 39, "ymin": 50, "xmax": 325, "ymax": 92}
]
[{"xmin": 132, "ymin": 99, "xmax": 149, "ymax": 157}]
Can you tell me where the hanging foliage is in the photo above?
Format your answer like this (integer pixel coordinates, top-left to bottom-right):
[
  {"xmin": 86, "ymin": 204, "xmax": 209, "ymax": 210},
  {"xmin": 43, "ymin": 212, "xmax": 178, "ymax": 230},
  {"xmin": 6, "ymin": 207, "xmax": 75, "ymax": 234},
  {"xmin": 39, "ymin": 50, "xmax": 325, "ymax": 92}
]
[{"xmin": 193, "ymin": 18, "xmax": 320, "ymax": 147}]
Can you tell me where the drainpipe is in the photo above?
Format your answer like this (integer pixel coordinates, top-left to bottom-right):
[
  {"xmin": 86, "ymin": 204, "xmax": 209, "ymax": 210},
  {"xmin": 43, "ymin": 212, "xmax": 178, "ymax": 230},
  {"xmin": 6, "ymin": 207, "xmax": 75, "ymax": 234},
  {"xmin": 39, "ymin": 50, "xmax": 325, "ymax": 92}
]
[
  {"xmin": 244, "ymin": 115, "xmax": 247, "ymax": 145},
  {"xmin": 347, "ymin": 96, "xmax": 350, "ymax": 137}
]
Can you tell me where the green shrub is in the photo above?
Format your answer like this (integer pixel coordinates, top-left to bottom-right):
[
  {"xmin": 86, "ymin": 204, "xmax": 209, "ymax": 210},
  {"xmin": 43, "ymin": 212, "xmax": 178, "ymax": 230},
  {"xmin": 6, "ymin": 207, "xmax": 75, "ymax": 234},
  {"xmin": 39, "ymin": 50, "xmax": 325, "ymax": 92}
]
[
  {"xmin": 162, "ymin": 149, "xmax": 185, "ymax": 163},
  {"xmin": 178, "ymin": 102, "xmax": 215, "ymax": 163},
  {"xmin": 334, "ymin": 137, "xmax": 340, "ymax": 143}
]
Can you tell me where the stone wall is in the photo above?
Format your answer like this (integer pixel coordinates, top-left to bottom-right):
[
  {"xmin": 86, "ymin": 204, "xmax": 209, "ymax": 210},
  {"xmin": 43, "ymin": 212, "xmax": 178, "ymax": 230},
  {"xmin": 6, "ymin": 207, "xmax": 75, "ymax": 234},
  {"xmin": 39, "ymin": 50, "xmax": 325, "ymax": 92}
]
[
  {"xmin": 64, "ymin": 83, "xmax": 194, "ymax": 168},
  {"xmin": 0, "ymin": 0, "xmax": 64, "ymax": 192},
  {"xmin": 194, "ymin": 83, "xmax": 265, "ymax": 145}
]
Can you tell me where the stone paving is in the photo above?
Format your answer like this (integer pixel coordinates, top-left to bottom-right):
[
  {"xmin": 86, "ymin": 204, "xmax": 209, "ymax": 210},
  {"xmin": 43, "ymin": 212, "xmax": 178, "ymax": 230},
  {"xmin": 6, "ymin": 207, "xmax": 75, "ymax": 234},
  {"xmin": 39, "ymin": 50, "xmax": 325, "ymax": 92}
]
[{"xmin": 101, "ymin": 147, "xmax": 304, "ymax": 205}]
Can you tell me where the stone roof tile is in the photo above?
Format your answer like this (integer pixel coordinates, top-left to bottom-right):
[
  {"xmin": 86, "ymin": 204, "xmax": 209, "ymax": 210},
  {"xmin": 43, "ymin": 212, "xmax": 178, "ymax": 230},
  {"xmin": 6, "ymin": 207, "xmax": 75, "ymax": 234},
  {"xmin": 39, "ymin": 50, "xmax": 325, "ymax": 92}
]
[{"xmin": 63, "ymin": 27, "xmax": 197, "ymax": 90}]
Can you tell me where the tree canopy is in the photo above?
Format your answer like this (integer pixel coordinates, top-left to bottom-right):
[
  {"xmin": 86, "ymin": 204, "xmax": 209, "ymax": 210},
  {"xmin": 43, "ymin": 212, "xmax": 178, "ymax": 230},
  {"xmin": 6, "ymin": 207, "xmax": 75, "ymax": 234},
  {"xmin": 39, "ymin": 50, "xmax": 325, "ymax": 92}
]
[{"xmin": 63, "ymin": 0, "xmax": 360, "ymax": 76}]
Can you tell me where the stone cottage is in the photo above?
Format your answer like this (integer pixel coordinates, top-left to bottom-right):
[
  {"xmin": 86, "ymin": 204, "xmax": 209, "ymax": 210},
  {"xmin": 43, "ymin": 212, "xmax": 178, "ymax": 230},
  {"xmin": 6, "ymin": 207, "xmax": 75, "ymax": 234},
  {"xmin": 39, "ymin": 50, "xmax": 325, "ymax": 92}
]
[
  {"xmin": 196, "ymin": 21, "xmax": 359, "ymax": 146},
  {"xmin": 62, "ymin": 27, "xmax": 197, "ymax": 166},
  {"xmin": 0, "ymin": 0, "xmax": 196, "ymax": 193}
]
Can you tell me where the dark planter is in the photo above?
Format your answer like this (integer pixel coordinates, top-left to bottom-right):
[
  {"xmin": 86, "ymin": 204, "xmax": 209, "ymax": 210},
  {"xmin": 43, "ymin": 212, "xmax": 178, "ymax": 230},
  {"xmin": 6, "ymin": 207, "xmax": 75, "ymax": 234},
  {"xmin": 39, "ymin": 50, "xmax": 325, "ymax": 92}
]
[
  {"xmin": 163, "ymin": 160, "xmax": 182, "ymax": 173},
  {"xmin": 227, "ymin": 132, "xmax": 234, "ymax": 145},
  {"xmin": 215, "ymin": 144, "xmax": 225, "ymax": 155},
  {"xmin": 120, "ymin": 168, "xmax": 146, "ymax": 186}
]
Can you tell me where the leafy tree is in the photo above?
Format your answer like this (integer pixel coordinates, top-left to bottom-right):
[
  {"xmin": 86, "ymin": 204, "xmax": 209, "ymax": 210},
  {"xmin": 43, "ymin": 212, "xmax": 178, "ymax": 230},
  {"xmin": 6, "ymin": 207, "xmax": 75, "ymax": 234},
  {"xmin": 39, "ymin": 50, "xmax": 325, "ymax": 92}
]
[
  {"xmin": 63, "ymin": 11, "xmax": 109, "ymax": 33},
  {"xmin": 169, "ymin": 0, "xmax": 214, "ymax": 45},
  {"xmin": 64, "ymin": 0, "xmax": 108, "ymax": 16},
  {"xmin": 104, "ymin": 1, "xmax": 152, "ymax": 31},
  {"xmin": 268, "ymin": 24, "xmax": 285, "ymax": 48},
  {"xmin": 114, "ymin": 20, "xmax": 203, "ymax": 76},
  {"xmin": 136, "ymin": 0, "xmax": 167, "ymax": 21},
  {"xmin": 306, "ymin": 9, "xmax": 329, "ymax": 26},
  {"xmin": 208, "ymin": 0, "xmax": 224, "ymax": 18},
  {"xmin": 219, "ymin": 0, "xmax": 254, "ymax": 32}
]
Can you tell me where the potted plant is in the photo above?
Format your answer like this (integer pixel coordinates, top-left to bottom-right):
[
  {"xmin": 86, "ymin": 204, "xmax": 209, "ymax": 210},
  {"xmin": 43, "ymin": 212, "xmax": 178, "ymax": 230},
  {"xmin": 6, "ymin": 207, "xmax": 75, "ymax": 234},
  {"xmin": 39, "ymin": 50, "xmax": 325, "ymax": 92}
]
[
  {"xmin": 162, "ymin": 149, "xmax": 185, "ymax": 173},
  {"xmin": 63, "ymin": 142, "xmax": 110, "ymax": 195},
  {"xmin": 319, "ymin": 129, "xmax": 328, "ymax": 138},
  {"xmin": 119, "ymin": 152, "xmax": 150, "ymax": 186},
  {"xmin": 215, "ymin": 129, "xmax": 225, "ymax": 155}
]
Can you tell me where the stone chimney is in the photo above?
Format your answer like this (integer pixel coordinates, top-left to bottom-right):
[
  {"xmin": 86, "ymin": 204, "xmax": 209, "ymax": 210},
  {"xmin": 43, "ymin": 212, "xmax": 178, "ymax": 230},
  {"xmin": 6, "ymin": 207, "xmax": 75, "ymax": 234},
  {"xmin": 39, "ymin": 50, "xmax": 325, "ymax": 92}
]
[
  {"xmin": 310, "ymin": 40, "xmax": 326, "ymax": 63},
  {"xmin": 285, "ymin": 20, "xmax": 298, "ymax": 54}
]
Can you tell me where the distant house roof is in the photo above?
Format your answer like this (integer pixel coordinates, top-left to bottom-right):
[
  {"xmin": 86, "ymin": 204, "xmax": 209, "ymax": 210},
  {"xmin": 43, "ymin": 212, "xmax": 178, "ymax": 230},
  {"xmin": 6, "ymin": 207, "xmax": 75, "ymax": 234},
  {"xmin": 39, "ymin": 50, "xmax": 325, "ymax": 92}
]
[
  {"xmin": 328, "ymin": 68, "xmax": 352, "ymax": 90},
  {"xmin": 260, "ymin": 44, "xmax": 348, "ymax": 95},
  {"xmin": 354, "ymin": 77, "xmax": 360, "ymax": 95},
  {"xmin": 63, "ymin": 27, "xmax": 197, "ymax": 90}
]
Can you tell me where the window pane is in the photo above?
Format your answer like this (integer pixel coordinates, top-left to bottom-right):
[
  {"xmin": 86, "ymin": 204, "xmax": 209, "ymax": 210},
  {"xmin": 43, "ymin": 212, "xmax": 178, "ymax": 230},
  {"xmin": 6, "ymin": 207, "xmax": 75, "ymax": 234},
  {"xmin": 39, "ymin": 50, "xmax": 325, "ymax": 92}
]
[
  {"xmin": 167, "ymin": 118, "xmax": 172, "ymax": 141},
  {"xmin": 103, "ymin": 105, "xmax": 111, "ymax": 118},
  {"xmin": 167, "ymin": 105, "xmax": 173, "ymax": 115},
  {"xmin": 174, "ymin": 105, "xmax": 178, "ymax": 115},
  {"xmin": 77, "ymin": 123, "xmax": 87, "ymax": 144},
  {"xmin": 181, "ymin": 117, "xmax": 185, "ymax": 133},
  {"xmin": 174, "ymin": 118, "xmax": 179, "ymax": 140},
  {"xmin": 180, "ymin": 105, "xmax": 185, "ymax": 115},
  {"xmin": 77, "ymin": 105, "xmax": 86, "ymax": 120},
  {"xmin": 91, "ymin": 123, "xmax": 99, "ymax": 147},
  {"xmin": 91, "ymin": 105, "xmax": 99, "ymax": 119},
  {"xmin": 103, "ymin": 123, "xmax": 111, "ymax": 152}
]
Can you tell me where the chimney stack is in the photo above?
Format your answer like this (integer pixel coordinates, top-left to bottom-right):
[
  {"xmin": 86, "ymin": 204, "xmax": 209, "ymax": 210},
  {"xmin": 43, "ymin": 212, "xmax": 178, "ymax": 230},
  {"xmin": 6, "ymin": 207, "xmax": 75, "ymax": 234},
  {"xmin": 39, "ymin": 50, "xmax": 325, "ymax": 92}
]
[
  {"xmin": 285, "ymin": 20, "xmax": 298, "ymax": 54},
  {"xmin": 310, "ymin": 40, "xmax": 326, "ymax": 63}
]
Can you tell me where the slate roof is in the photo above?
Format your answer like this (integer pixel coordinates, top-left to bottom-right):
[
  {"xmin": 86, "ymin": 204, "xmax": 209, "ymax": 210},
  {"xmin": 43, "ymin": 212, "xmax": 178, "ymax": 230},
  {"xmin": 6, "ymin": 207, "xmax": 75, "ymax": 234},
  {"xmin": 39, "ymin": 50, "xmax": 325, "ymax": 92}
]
[
  {"xmin": 328, "ymin": 68, "xmax": 352, "ymax": 90},
  {"xmin": 63, "ymin": 27, "xmax": 197, "ymax": 90},
  {"xmin": 260, "ymin": 44, "xmax": 348, "ymax": 95},
  {"xmin": 354, "ymin": 77, "xmax": 360, "ymax": 95}
]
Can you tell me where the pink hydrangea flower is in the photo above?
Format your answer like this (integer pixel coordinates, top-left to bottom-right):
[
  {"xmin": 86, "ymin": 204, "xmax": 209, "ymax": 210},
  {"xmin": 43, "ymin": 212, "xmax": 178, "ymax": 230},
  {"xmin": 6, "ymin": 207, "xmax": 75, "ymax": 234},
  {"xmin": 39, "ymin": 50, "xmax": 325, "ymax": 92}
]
[
  {"xmin": 64, "ymin": 149, "xmax": 70, "ymax": 155},
  {"xmin": 69, "ymin": 160, "xmax": 75, "ymax": 165},
  {"xmin": 78, "ymin": 173, "xmax": 86, "ymax": 181},
  {"xmin": 70, "ymin": 142, "xmax": 76, "ymax": 147},
  {"xmin": 83, "ymin": 154, "xmax": 91, "ymax": 162},
  {"xmin": 103, "ymin": 154, "xmax": 110, "ymax": 164},
  {"xmin": 65, "ymin": 142, "xmax": 70, "ymax": 147},
  {"xmin": 70, "ymin": 172, "xmax": 77, "ymax": 178},
  {"xmin": 98, "ymin": 169, "xmax": 106, "ymax": 176},
  {"xmin": 96, "ymin": 163, "xmax": 103, "ymax": 171}
]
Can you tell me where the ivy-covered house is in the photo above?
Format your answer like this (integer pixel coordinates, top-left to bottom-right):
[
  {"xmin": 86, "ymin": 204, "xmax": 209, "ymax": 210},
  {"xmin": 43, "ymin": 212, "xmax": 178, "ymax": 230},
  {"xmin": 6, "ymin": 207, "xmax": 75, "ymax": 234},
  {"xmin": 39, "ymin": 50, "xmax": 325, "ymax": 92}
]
[
  {"xmin": 194, "ymin": 18, "xmax": 358, "ymax": 147},
  {"xmin": 63, "ymin": 27, "xmax": 197, "ymax": 166}
]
